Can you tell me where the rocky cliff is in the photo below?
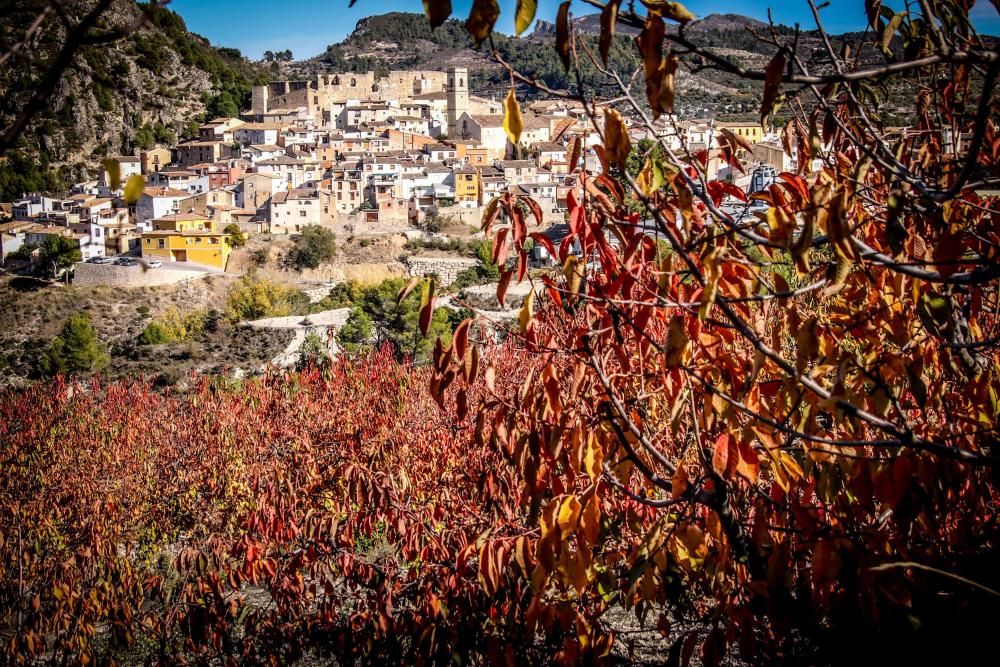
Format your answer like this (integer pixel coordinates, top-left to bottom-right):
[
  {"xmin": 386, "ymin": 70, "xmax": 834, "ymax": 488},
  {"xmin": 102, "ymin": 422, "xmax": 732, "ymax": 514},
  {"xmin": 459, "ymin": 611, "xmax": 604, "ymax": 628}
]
[{"xmin": 0, "ymin": 0, "xmax": 270, "ymax": 197}]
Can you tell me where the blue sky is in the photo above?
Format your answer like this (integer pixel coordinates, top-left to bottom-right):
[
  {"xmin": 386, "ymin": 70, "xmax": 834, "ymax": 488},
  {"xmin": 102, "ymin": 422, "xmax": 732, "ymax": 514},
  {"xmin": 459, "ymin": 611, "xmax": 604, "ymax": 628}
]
[{"xmin": 168, "ymin": 0, "xmax": 999, "ymax": 60}]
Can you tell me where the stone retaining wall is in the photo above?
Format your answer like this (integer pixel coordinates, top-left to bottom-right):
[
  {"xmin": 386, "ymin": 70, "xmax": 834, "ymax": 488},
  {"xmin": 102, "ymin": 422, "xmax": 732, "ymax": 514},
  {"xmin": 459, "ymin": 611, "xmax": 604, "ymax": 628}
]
[
  {"xmin": 404, "ymin": 256, "xmax": 479, "ymax": 285},
  {"xmin": 73, "ymin": 262, "xmax": 210, "ymax": 287}
]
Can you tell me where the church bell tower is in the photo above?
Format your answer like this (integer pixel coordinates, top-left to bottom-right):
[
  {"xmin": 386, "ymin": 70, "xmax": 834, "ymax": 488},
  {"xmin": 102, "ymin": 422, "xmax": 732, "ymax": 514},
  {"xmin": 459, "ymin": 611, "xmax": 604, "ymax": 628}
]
[{"xmin": 446, "ymin": 67, "xmax": 469, "ymax": 138}]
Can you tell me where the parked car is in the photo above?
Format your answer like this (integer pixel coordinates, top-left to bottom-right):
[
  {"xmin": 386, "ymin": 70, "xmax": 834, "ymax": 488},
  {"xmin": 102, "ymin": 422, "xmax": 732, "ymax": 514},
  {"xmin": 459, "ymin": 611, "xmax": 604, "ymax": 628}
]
[
  {"xmin": 92, "ymin": 256, "xmax": 113, "ymax": 265},
  {"xmin": 114, "ymin": 257, "xmax": 138, "ymax": 267},
  {"xmin": 146, "ymin": 260, "xmax": 162, "ymax": 268}
]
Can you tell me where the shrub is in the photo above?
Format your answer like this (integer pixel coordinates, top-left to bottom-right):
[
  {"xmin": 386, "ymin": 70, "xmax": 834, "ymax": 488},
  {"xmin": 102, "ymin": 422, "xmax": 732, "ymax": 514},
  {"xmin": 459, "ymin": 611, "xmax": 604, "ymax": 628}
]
[
  {"xmin": 225, "ymin": 274, "xmax": 308, "ymax": 322},
  {"xmin": 137, "ymin": 307, "xmax": 207, "ymax": 344},
  {"xmin": 137, "ymin": 322, "xmax": 170, "ymax": 345},
  {"xmin": 335, "ymin": 308, "xmax": 374, "ymax": 355},
  {"xmin": 451, "ymin": 240, "xmax": 500, "ymax": 290},
  {"xmin": 223, "ymin": 223, "xmax": 247, "ymax": 248},
  {"xmin": 249, "ymin": 248, "xmax": 269, "ymax": 266},
  {"xmin": 418, "ymin": 212, "xmax": 444, "ymax": 233},
  {"xmin": 296, "ymin": 333, "xmax": 329, "ymax": 370},
  {"xmin": 286, "ymin": 225, "xmax": 336, "ymax": 270}
]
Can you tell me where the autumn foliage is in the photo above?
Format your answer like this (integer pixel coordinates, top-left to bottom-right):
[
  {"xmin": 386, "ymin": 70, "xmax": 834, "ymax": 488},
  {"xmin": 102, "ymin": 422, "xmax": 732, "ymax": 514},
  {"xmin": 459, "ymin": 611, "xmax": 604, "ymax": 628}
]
[
  {"xmin": 423, "ymin": 0, "xmax": 1000, "ymax": 664},
  {"xmin": 0, "ymin": 349, "xmax": 556, "ymax": 664},
  {"xmin": 3, "ymin": 0, "xmax": 1000, "ymax": 664}
]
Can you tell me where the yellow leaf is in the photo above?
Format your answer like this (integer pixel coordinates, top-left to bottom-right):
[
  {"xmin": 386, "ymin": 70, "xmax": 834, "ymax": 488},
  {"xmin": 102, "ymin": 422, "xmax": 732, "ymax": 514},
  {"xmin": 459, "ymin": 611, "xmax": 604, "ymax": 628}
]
[
  {"xmin": 518, "ymin": 286, "xmax": 535, "ymax": 334},
  {"xmin": 579, "ymin": 493, "xmax": 601, "ymax": 545},
  {"xmin": 603, "ymin": 108, "xmax": 630, "ymax": 171},
  {"xmin": 655, "ymin": 1, "xmax": 696, "ymax": 23},
  {"xmin": 583, "ymin": 434, "xmax": 603, "ymax": 480},
  {"xmin": 503, "ymin": 87, "xmax": 523, "ymax": 146},
  {"xmin": 466, "ymin": 0, "xmax": 500, "ymax": 47},
  {"xmin": 123, "ymin": 174, "xmax": 145, "ymax": 204},
  {"xmin": 557, "ymin": 495, "xmax": 582, "ymax": 535},
  {"xmin": 663, "ymin": 314, "xmax": 688, "ymax": 367},
  {"xmin": 514, "ymin": 0, "xmax": 537, "ymax": 35},
  {"xmin": 422, "ymin": 0, "xmax": 452, "ymax": 28},
  {"xmin": 102, "ymin": 159, "xmax": 121, "ymax": 191},
  {"xmin": 637, "ymin": 155, "xmax": 665, "ymax": 195},
  {"xmin": 419, "ymin": 279, "xmax": 435, "ymax": 337},
  {"xmin": 563, "ymin": 255, "xmax": 583, "ymax": 297},
  {"xmin": 699, "ymin": 246, "xmax": 725, "ymax": 322}
]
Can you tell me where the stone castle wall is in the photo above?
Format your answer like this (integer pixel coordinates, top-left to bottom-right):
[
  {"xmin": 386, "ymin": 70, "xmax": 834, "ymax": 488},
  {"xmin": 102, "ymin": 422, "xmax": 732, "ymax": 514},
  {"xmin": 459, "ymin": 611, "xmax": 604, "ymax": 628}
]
[{"xmin": 253, "ymin": 71, "xmax": 451, "ymax": 116}]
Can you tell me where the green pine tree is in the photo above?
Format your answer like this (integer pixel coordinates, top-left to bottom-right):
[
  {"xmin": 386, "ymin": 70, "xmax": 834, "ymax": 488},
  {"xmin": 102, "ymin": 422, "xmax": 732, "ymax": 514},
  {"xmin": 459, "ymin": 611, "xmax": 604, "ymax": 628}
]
[{"xmin": 39, "ymin": 312, "xmax": 109, "ymax": 377}]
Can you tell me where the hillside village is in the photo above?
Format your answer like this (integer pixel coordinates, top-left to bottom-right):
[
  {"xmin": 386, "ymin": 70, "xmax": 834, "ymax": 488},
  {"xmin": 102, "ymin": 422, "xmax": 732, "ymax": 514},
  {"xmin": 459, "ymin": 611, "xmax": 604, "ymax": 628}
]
[
  {"xmin": 0, "ymin": 65, "xmax": 795, "ymax": 281},
  {"xmin": 0, "ymin": 63, "xmax": 805, "ymax": 384}
]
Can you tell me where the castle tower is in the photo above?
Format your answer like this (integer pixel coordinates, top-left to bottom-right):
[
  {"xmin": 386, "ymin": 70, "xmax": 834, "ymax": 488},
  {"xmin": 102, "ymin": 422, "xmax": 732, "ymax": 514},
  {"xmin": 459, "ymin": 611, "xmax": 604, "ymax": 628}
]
[
  {"xmin": 446, "ymin": 67, "xmax": 468, "ymax": 138},
  {"xmin": 251, "ymin": 84, "xmax": 269, "ymax": 116}
]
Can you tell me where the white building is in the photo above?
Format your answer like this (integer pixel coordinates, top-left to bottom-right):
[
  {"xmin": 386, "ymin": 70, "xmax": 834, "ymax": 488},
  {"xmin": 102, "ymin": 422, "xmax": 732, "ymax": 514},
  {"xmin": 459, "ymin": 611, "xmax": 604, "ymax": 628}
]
[
  {"xmin": 269, "ymin": 188, "xmax": 321, "ymax": 234},
  {"xmin": 256, "ymin": 156, "xmax": 324, "ymax": 189},
  {"xmin": 454, "ymin": 113, "xmax": 508, "ymax": 160},
  {"xmin": 135, "ymin": 187, "xmax": 187, "ymax": 232}
]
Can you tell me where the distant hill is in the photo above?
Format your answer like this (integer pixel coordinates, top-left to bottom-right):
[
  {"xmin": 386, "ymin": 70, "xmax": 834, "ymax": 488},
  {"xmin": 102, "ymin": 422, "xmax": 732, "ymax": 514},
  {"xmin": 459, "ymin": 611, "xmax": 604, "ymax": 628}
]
[
  {"xmin": 533, "ymin": 12, "xmax": 769, "ymax": 37},
  {"xmin": 295, "ymin": 11, "xmax": 922, "ymax": 126},
  {"xmin": 0, "ymin": 0, "xmax": 271, "ymax": 199},
  {"xmin": 300, "ymin": 12, "xmax": 812, "ymax": 114}
]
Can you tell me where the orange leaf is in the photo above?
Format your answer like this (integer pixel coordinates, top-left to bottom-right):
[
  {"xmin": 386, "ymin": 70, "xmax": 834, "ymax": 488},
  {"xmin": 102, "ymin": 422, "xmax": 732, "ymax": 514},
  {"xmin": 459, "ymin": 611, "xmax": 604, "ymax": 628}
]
[
  {"xmin": 453, "ymin": 318, "xmax": 472, "ymax": 360},
  {"xmin": 599, "ymin": 0, "xmax": 619, "ymax": 66},
  {"xmin": 735, "ymin": 438, "xmax": 760, "ymax": 483},
  {"xmin": 555, "ymin": 1, "xmax": 571, "ymax": 70},
  {"xmin": 397, "ymin": 276, "xmax": 422, "ymax": 304},
  {"xmin": 712, "ymin": 433, "xmax": 737, "ymax": 479}
]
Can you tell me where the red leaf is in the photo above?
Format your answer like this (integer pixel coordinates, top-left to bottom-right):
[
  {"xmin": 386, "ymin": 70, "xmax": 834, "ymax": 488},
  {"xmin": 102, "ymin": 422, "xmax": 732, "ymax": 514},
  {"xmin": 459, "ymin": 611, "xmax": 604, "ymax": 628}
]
[{"xmin": 453, "ymin": 318, "xmax": 472, "ymax": 360}]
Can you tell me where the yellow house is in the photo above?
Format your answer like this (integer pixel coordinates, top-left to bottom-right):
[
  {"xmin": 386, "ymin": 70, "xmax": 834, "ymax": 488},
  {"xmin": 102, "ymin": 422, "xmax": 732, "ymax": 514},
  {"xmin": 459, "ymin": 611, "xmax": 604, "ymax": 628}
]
[
  {"xmin": 454, "ymin": 166, "xmax": 479, "ymax": 204},
  {"xmin": 715, "ymin": 121, "xmax": 765, "ymax": 145},
  {"xmin": 141, "ymin": 213, "xmax": 230, "ymax": 270}
]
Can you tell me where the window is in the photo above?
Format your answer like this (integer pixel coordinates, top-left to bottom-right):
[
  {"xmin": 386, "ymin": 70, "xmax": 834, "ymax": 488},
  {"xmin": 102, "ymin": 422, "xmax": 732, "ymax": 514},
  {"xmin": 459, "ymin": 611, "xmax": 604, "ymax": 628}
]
[
  {"xmin": 299, "ymin": 210, "xmax": 307, "ymax": 217},
  {"xmin": 144, "ymin": 238, "xmax": 151, "ymax": 245},
  {"xmin": 157, "ymin": 239, "xmax": 165, "ymax": 249}
]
